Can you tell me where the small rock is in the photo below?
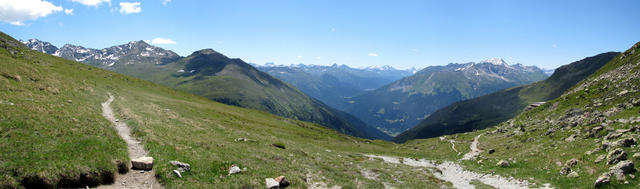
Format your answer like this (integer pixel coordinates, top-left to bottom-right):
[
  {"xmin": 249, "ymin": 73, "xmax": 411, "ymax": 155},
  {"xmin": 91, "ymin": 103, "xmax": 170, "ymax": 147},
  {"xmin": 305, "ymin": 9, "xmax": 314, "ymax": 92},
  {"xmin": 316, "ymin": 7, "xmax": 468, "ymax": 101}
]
[
  {"xmin": 497, "ymin": 160, "xmax": 510, "ymax": 167},
  {"xmin": 131, "ymin": 157, "xmax": 154, "ymax": 170},
  {"xmin": 67, "ymin": 100, "xmax": 72, "ymax": 103},
  {"xmin": 633, "ymin": 153, "xmax": 640, "ymax": 160},
  {"xmin": 565, "ymin": 158, "xmax": 579, "ymax": 167},
  {"xmin": 595, "ymin": 154, "xmax": 606, "ymax": 163},
  {"xmin": 235, "ymin": 138, "xmax": 249, "ymax": 142},
  {"xmin": 594, "ymin": 173, "xmax": 610, "ymax": 187},
  {"xmin": 173, "ymin": 170, "xmax": 182, "ymax": 178},
  {"xmin": 265, "ymin": 178, "xmax": 279, "ymax": 189},
  {"xmin": 115, "ymin": 119, "xmax": 119, "ymax": 122},
  {"xmin": 565, "ymin": 134, "xmax": 577, "ymax": 142},
  {"xmin": 560, "ymin": 166, "xmax": 571, "ymax": 175},
  {"xmin": 275, "ymin": 176, "xmax": 290, "ymax": 188},
  {"xmin": 169, "ymin": 160, "xmax": 190, "ymax": 172},
  {"xmin": 488, "ymin": 149, "xmax": 495, "ymax": 154},
  {"xmin": 567, "ymin": 171, "xmax": 579, "ymax": 178},
  {"xmin": 607, "ymin": 148, "xmax": 627, "ymax": 165},
  {"xmin": 228, "ymin": 165, "xmax": 242, "ymax": 175},
  {"xmin": 618, "ymin": 90, "xmax": 629, "ymax": 96}
]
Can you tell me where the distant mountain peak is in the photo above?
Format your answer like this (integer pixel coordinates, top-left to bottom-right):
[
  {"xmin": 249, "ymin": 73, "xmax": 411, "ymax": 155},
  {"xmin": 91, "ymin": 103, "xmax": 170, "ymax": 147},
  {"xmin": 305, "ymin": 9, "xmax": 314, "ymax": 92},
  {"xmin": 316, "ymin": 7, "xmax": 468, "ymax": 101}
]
[
  {"xmin": 481, "ymin": 58, "xmax": 508, "ymax": 66},
  {"xmin": 191, "ymin": 48, "xmax": 221, "ymax": 56},
  {"xmin": 20, "ymin": 38, "xmax": 58, "ymax": 54}
]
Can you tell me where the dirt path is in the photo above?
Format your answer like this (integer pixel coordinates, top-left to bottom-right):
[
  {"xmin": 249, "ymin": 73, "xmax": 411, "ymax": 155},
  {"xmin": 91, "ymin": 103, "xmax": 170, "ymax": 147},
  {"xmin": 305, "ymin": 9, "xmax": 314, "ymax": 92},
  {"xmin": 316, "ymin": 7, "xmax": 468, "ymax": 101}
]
[
  {"xmin": 98, "ymin": 94, "xmax": 163, "ymax": 189},
  {"xmin": 365, "ymin": 154, "xmax": 550, "ymax": 189},
  {"xmin": 449, "ymin": 139, "xmax": 458, "ymax": 153},
  {"xmin": 461, "ymin": 134, "xmax": 483, "ymax": 160}
]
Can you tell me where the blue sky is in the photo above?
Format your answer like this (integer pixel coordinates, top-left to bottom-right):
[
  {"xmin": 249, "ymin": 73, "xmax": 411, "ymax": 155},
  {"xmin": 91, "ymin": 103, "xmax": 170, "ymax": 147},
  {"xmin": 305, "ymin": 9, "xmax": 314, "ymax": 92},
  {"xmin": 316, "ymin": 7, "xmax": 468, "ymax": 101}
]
[{"xmin": 1, "ymin": 0, "xmax": 639, "ymax": 69}]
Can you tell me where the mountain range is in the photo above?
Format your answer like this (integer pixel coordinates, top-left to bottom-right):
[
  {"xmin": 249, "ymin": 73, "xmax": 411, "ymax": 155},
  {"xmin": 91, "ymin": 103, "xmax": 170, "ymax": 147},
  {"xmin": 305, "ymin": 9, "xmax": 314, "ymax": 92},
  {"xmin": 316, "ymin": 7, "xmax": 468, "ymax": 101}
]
[
  {"xmin": 342, "ymin": 58, "xmax": 549, "ymax": 135},
  {"xmin": 254, "ymin": 63, "xmax": 415, "ymax": 109},
  {"xmin": 394, "ymin": 52, "xmax": 619, "ymax": 142},
  {"xmin": 21, "ymin": 39, "xmax": 390, "ymax": 140}
]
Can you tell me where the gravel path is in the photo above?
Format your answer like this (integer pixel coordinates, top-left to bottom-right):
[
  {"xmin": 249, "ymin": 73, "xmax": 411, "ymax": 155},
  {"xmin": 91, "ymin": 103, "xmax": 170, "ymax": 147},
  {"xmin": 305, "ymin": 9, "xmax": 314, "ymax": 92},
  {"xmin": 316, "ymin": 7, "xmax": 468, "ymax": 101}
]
[
  {"xmin": 365, "ymin": 154, "xmax": 549, "ymax": 189},
  {"xmin": 461, "ymin": 134, "xmax": 483, "ymax": 160},
  {"xmin": 97, "ymin": 94, "xmax": 163, "ymax": 189}
]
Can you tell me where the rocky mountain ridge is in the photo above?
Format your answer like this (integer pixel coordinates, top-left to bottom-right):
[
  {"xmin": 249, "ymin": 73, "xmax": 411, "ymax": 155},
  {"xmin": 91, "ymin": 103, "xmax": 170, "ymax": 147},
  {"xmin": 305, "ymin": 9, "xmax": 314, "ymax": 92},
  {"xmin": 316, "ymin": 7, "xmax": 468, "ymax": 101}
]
[{"xmin": 22, "ymin": 39, "xmax": 181, "ymax": 68}]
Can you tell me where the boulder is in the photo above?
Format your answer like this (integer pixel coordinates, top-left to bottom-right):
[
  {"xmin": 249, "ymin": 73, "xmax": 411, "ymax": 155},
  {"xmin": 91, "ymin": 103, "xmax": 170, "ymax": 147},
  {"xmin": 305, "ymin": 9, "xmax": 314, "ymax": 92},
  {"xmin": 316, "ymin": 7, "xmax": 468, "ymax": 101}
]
[
  {"xmin": 567, "ymin": 171, "xmax": 579, "ymax": 178},
  {"xmin": 131, "ymin": 156, "xmax": 154, "ymax": 170},
  {"xmin": 265, "ymin": 178, "xmax": 279, "ymax": 189},
  {"xmin": 275, "ymin": 176, "xmax": 290, "ymax": 188},
  {"xmin": 614, "ymin": 138, "xmax": 636, "ymax": 147},
  {"xmin": 607, "ymin": 148, "xmax": 627, "ymax": 165},
  {"xmin": 228, "ymin": 165, "xmax": 242, "ymax": 175},
  {"xmin": 594, "ymin": 173, "xmax": 611, "ymax": 187},
  {"xmin": 610, "ymin": 160, "xmax": 635, "ymax": 175},
  {"xmin": 169, "ymin": 160, "xmax": 191, "ymax": 172},
  {"xmin": 497, "ymin": 160, "xmax": 510, "ymax": 167}
]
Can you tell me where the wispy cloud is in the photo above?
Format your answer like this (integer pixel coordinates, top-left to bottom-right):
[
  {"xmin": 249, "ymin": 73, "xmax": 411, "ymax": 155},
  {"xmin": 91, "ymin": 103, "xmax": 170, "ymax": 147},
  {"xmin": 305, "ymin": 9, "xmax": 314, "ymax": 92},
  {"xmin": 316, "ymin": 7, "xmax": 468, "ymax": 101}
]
[
  {"xmin": 119, "ymin": 2, "xmax": 141, "ymax": 14},
  {"xmin": 0, "ymin": 0, "xmax": 63, "ymax": 26},
  {"xmin": 64, "ymin": 9, "xmax": 74, "ymax": 15},
  {"xmin": 552, "ymin": 44, "xmax": 557, "ymax": 48},
  {"xmin": 151, "ymin": 37, "xmax": 176, "ymax": 45},
  {"xmin": 72, "ymin": 0, "xmax": 111, "ymax": 7},
  {"xmin": 368, "ymin": 53, "xmax": 378, "ymax": 57},
  {"xmin": 162, "ymin": 0, "xmax": 171, "ymax": 5},
  {"xmin": 297, "ymin": 55, "xmax": 303, "ymax": 59}
]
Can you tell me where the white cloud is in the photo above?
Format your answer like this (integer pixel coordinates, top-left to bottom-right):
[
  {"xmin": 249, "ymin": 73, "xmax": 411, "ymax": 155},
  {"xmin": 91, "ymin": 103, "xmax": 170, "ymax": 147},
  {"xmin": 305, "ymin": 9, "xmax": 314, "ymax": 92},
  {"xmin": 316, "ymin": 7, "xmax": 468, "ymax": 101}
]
[
  {"xmin": 410, "ymin": 49, "xmax": 419, "ymax": 52},
  {"xmin": 119, "ymin": 2, "xmax": 141, "ymax": 14},
  {"xmin": 64, "ymin": 9, "xmax": 73, "ymax": 15},
  {"xmin": 162, "ymin": 0, "xmax": 172, "ymax": 5},
  {"xmin": 316, "ymin": 56, "xmax": 322, "ymax": 59},
  {"xmin": 0, "ymin": 0, "xmax": 63, "ymax": 26},
  {"xmin": 552, "ymin": 44, "xmax": 558, "ymax": 48},
  {"xmin": 71, "ymin": 0, "xmax": 110, "ymax": 7},
  {"xmin": 296, "ymin": 55, "xmax": 303, "ymax": 59},
  {"xmin": 368, "ymin": 53, "xmax": 378, "ymax": 57},
  {"xmin": 151, "ymin": 37, "xmax": 176, "ymax": 45}
]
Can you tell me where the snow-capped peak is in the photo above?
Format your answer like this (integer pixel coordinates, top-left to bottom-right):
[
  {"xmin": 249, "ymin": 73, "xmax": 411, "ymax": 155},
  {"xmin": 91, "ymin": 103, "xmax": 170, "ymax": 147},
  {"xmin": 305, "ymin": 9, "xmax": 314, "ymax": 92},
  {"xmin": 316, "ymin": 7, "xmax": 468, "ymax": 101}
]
[{"xmin": 482, "ymin": 58, "xmax": 508, "ymax": 66}]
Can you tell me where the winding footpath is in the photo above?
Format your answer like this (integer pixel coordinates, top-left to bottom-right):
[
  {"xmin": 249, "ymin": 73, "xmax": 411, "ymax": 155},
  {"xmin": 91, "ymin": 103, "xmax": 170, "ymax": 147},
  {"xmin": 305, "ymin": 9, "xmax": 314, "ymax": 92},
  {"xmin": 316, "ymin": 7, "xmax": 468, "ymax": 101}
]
[
  {"xmin": 98, "ymin": 94, "xmax": 163, "ymax": 189},
  {"xmin": 366, "ymin": 133, "xmax": 553, "ymax": 189},
  {"xmin": 461, "ymin": 134, "xmax": 483, "ymax": 160}
]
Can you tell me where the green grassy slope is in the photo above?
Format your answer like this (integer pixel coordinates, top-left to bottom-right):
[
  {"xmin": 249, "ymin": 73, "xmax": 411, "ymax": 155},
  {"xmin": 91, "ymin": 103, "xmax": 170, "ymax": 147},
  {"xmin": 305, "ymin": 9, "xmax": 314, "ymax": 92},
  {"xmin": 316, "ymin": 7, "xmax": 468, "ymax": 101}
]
[
  {"xmin": 0, "ymin": 32, "xmax": 448, "ymax": 188},
  {"xmin": 395, "ymin": 52, "xmax": 618, "ymax": 143},
  {"xmin": 0, "ymin": 32, "xmax": 130, "ymax": 188},
  {"xmin": 406, "ymin": 41, "xmax": 640, "ymax": 188}
]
